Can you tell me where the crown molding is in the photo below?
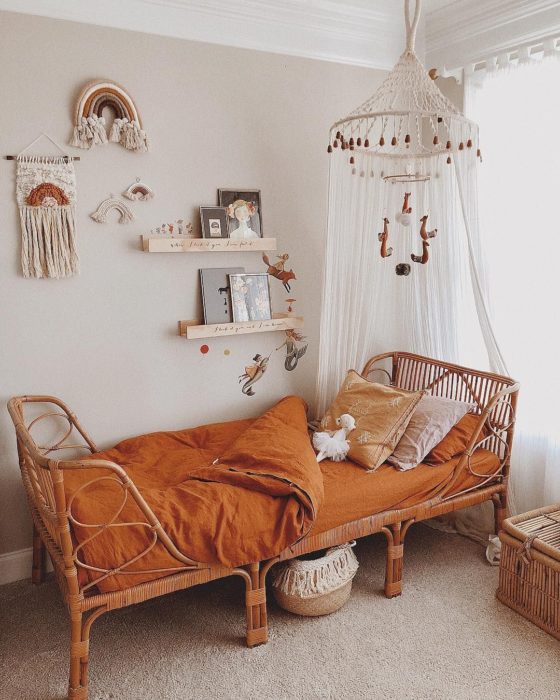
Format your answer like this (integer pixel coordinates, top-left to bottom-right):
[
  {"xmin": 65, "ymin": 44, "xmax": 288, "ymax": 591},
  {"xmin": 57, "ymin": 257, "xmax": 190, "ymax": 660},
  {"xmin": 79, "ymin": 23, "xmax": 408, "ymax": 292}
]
[
  {"xmin": 0, "ymin": 0, "xmax": 411, "ymax": 70},
  {"xmin": 426, "ymin": 0, "xmax": 560, "ymax": 70}
]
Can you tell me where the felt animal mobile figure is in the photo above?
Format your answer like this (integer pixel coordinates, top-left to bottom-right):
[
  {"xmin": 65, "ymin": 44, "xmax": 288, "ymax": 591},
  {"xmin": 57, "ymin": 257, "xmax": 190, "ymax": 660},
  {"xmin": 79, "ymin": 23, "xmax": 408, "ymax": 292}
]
[
  {"xmin": 276, "ymin": 329, "xmax": 308, "ymax": 371},
  {"xmin": 419, "ymin": 215, "xmax": 437, "ymax": 240},
  {"xmin": 402, "ymin": 192, "xmax": 412, "ymax": 214},
  {"xmin": 411, "ymin": 239, "xmax": 430, "ymax": 264},
  {"xmin": 262, "ymin": 253, "xmax": 297, "ymax": 292},
  {"xmin": 395, "ymin": 263, "xmax": 411, "ymax": 276},
  {"xmin": 239, "ymin": 354, "xmax": 269, "ymax": 396},
  {"xmin": 378, "ymin": 217, "xmax": 393, "ymax": 258},
  {"xmin": 396, "ymin": 192, "xmax": 412, "ymax": 226},
  {"xmin": 312, "ymin": 414, "xmax": 356, "ymax": 462}
]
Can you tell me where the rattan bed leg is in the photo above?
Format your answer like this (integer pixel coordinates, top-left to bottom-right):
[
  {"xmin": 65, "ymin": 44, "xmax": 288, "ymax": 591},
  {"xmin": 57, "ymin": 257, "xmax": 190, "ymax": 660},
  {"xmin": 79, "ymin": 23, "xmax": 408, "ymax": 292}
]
[
  {"xmin": 245, "ymin": 563, "xmax": 268, "ymax": 647},
  {"xmin": 31, "ymin": 523, "xmax": 46, "ymax": 585},
  {"xmin": 67, "ymin": 606, "xmax": 105, "ymax": 700},
  {"xmin": 68, "ymin": 612, "xmax": 88, "ymax": 700},
  {"xmin": 493, "ymin": 492, "xmax": 508, "ymax": 534},
  {"xmin": 382, "ymin": 519, "xmax": 414, "ymax": 598}
]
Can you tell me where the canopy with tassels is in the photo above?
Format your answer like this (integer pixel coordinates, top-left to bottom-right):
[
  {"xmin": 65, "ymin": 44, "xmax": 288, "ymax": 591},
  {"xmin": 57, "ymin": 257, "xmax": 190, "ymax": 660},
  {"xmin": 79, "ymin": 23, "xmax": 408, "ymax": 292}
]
[{"xmin": 316, "ymin": 0, "xmax": 506, "ymax": 416}]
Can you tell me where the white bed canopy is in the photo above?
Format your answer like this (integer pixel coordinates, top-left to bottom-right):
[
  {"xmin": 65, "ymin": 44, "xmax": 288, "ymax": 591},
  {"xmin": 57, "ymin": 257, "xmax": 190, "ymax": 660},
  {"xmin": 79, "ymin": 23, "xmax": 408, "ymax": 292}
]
[{"xmin": 316, "ymin": 0, "xmax": 506, "ymax": 415}]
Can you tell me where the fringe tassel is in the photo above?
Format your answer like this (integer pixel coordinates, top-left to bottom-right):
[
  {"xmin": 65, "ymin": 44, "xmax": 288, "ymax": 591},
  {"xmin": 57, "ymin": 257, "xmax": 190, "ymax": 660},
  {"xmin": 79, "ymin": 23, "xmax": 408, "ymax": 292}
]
[
  {"xmin": 109, "ymin": 118, "xmax": 149, "ymax": 152},
  {"xmin": 273, "ymin": 544, "xmax": 358, "ymax": 599},
  {"xmin": 71, "ymin": 115, "xmax": 148, "ymax": 151},
  {"xmin": 70, "ymin": 115, "xmax": 108, "ymax": 149},
  {"xmin": 19, "ymin": 206, "xmax": 79, "ymax": 278}
]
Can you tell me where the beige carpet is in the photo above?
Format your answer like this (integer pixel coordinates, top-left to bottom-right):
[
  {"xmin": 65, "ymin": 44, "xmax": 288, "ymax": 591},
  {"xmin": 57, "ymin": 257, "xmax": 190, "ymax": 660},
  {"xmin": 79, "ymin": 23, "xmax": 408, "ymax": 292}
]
[{"xmin": 0, "ymin": 526, "xmax": 558, "ymax": 700}]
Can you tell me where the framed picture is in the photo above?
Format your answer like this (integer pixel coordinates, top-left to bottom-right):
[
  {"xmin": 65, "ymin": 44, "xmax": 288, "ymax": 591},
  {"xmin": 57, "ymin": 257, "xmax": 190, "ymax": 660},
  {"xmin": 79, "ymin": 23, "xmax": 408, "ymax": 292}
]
[
  {"xmin": 200, "ymin": 267, "xmax": 245, "ymax": 324},
  {"xmin": 200, "ymin": 206, "xmax": 229, "ymax": 239},
  {"xmin": 229, "ymin": 273, "xmax": 272, "ymax": 322},
  {"xmin": 218, "ymin": 189, "xmax": 262, "ymax": 240}
]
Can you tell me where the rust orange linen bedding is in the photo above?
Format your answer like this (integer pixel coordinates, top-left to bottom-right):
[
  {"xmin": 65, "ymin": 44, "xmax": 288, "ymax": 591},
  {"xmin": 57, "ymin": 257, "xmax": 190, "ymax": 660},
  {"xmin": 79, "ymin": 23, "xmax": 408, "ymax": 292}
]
[
  {"xmin": 64, "ymin": 396, "xmax": 323, "ymax": 593},
  {"xmin": 64, "ymin": 396, "xmax": 499, "ymax": 595},
  {"xmin": 313, "ymin": 449, "xmax": 500, "ymax": 534}
]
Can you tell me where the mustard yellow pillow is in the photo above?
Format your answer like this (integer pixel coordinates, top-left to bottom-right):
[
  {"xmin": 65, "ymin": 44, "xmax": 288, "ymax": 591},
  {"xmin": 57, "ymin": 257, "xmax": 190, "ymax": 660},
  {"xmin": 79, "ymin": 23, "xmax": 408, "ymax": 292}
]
[{"xmin": 321, "ymin": 371, "xmax": 424, "ymax": 471}]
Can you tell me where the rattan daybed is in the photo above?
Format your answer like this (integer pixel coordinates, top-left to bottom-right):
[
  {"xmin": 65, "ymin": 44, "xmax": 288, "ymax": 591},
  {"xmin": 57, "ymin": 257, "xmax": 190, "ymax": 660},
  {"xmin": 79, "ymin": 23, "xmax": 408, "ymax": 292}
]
[{"xmin": 8, "ymin": 351, "xmax": 519, "ymax": 700}]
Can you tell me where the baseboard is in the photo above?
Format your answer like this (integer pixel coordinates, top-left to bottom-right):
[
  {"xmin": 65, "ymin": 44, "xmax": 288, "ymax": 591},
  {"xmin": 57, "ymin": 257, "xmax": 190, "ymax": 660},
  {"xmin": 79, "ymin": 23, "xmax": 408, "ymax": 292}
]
[
  {"xmin": 0, "ymin": 546, "xmax": 53, "ymax": 585},
  {"xmin": 0, "ymin": 546, "xmax": 33, "ymax": 585}
]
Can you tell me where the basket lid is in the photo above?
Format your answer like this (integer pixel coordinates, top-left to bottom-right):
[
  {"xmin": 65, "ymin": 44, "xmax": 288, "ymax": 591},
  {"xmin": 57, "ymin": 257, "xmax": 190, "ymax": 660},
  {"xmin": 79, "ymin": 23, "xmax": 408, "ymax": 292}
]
[{"xmin": 503, "ymin": 505, "xmax": 560, "ymax": 563}]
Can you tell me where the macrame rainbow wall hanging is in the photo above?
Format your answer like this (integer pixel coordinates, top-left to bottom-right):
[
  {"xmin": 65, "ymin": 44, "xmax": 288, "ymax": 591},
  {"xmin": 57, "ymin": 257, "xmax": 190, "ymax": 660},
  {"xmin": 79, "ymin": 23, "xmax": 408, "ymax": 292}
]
[
  {"xmin": 70, "ymin": 80, "xmax": 149, "ymax": 152},
  {"xmin": 90, "ymin": 197, "xmax": 135, "ymax": 224}
]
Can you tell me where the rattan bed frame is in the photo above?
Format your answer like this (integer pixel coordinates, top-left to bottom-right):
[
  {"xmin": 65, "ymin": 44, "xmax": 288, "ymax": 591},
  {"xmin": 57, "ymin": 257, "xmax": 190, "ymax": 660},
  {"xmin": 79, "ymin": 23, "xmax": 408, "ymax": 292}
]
[{"xmin": 7, "ymin": 351, "xmax": 519, "ymax": 700}]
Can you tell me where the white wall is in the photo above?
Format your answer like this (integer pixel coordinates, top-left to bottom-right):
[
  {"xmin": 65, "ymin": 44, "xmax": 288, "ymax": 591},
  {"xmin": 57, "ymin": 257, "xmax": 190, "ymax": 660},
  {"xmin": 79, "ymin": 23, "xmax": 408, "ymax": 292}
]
[{"xmin": 0, "ymin": 11, "xmax": 385, "ymax": 562}]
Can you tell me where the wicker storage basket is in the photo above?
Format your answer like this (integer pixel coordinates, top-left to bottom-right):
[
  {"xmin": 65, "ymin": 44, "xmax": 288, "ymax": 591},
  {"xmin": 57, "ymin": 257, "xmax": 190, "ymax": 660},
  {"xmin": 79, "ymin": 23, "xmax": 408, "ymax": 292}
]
[
  {"xmin": 497, "ymin": 505, "xmax": 560, "ymax": 640},
  {"xmin": 272, "ymin": 543, "xmax": 358, "ymax": 617}
]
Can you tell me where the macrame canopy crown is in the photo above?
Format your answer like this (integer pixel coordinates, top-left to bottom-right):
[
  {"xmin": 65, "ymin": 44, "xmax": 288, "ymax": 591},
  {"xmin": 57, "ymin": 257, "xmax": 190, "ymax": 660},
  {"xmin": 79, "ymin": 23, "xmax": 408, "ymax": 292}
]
[
  {"xmin": 325, "ymin": 0, "xmax": 483, "ymax": 275},
  {"xmin": 327, "ymin": 0, "xmax": 481, "ymax": 168}
]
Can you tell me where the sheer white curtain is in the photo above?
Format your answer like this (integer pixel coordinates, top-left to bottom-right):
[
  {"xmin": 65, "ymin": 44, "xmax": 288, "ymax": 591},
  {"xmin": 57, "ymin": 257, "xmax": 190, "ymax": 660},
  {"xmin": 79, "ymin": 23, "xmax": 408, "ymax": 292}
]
[
  {"xmin": 316, "ymin": 149, "xmax": 479, "ymax": 417},
  {"xmin": 316, "ymin": 132, "xmax": 500, "ymax": 419},
  {"xmin": 316, "ymin": 139, "xmax": 503, "ymax": 543},
  {"xmin": 467, "ymin": 56, "xmax": 560, "ymax": 514}
]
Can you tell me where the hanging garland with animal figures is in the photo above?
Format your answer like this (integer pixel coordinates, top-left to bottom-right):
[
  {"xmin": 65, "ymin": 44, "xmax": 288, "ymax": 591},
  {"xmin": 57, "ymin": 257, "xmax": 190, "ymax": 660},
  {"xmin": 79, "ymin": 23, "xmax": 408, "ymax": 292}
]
[
  {"xmin": 238, "ymin": 328, "xmax": 308, "ymax": 396},
  {"xmin": 237, "ymin": 250, "xmax": 306, "ymax": 397}
]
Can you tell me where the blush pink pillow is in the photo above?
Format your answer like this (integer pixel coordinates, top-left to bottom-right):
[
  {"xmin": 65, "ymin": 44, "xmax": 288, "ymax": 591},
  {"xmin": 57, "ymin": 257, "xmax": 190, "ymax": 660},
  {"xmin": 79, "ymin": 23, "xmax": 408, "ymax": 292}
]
[{"xmin": 387, "ymin": 395, "xmax": 473, "ymax": 471}]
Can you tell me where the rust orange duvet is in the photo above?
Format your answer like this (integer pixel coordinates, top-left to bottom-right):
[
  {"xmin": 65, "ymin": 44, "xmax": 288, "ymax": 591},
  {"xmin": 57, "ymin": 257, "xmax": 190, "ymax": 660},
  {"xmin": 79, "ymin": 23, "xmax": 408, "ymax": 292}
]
[
  {"xmin": 64, "ymin": 395, "xmax": 498, "ymax": 594},
  {"xmin": 64, "ymin": 396, "xmax": 323, "ymax": 592}
]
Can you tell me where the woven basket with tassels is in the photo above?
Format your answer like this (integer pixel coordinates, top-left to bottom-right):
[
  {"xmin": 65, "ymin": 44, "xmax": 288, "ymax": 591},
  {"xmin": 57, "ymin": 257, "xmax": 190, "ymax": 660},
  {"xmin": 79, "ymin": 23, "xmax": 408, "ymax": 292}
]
[{"xmin": 272, "ymin": 542, "xmax": 358, "ymax": 617}]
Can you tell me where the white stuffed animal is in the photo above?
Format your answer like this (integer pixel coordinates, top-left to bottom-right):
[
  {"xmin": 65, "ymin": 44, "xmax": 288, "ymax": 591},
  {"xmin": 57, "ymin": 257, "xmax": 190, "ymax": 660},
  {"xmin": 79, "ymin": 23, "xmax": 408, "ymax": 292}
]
[{"xmin": 313, "ymin": 414, "xmax": 356, "ymax": 463}]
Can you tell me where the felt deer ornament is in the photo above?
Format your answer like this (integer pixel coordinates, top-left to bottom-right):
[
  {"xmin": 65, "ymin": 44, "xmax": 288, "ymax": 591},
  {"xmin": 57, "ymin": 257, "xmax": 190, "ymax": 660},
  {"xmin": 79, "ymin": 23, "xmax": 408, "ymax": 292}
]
[
  {"xmin": 378, "ymin": 217, "xmax": 393, "ymax": 258},
  {"xmin": 402, "ymin": 192, "xmax": 412, "ymax": 214},
  {"xmin": 396, "ymin": 192, "xmax": 412, "ymax": 226},
  {"xmin": 419, "ymin": 215, "xmax": 438, "ymax": 240},
  {"xmin": 411, "ymin": 239, "xmax": 430, "ymax": 264}
]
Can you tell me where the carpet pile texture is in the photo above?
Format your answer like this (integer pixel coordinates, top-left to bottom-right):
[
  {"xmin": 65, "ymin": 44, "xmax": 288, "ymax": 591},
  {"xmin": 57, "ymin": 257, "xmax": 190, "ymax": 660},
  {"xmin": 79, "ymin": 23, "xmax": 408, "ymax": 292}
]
[{"xmin": 0, "ymin": 525, "xmax": 558, "ymax": 699}]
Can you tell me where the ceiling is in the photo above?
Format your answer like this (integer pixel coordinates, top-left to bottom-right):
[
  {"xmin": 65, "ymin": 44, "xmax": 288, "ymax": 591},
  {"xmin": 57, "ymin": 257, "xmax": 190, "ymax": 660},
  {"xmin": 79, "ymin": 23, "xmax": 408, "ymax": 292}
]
[{"xmin": 0, "ymin": 0, "xmax": 559, "ymax": 72}]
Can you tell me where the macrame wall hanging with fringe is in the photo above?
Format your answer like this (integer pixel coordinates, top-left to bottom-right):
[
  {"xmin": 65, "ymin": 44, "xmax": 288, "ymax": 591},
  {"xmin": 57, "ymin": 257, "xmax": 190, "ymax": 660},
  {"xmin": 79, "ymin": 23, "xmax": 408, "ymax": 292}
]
[
  {"xmin": 90, "ymin": 196, "xmax": 135, "ymax": 224},
  {"xmin": 15, "ymin": 134, "xmax": 79, "ymax": 279},
  {"xmin": 70, "ymin": 80, "xmax": 149, "ymax": 152}
]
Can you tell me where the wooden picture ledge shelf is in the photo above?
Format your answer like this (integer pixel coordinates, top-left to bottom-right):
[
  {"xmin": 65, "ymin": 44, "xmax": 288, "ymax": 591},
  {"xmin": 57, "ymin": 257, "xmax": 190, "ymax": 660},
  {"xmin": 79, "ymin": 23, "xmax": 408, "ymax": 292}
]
[
  {"xmin": 178, "ymin": 313, "xmax": 304, "ymax": 339},
  {"xmin": 143, "ymin": 237, "xmax": 277, "ymax": 252}
]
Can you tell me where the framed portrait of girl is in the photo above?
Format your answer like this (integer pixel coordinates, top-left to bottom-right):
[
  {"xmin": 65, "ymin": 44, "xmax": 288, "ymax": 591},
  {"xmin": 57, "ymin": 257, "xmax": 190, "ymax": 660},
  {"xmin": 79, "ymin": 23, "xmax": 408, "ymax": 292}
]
[{"xmin": 218, "ymin": 189, "xmax": 262, "ymax": 239}]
